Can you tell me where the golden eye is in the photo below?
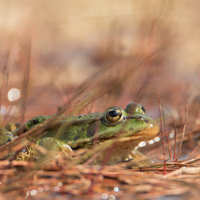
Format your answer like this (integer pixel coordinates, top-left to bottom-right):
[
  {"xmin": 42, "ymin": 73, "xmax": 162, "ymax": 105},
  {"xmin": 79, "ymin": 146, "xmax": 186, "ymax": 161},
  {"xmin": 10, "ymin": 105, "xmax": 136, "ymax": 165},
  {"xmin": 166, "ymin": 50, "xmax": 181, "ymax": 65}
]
[{"xmin": 105, "ymin": 107, "xmax": 124, "ymax": 123}]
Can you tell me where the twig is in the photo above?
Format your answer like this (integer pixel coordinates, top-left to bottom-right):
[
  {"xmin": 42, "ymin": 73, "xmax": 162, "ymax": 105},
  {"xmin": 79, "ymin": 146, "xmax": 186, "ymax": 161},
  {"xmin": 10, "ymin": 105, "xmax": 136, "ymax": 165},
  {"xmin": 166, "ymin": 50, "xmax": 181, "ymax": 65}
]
[
  {"xmin": 173, "ymin": 124, "xmax": 177, "ymax": 162},
  {"xmin": 176, "ymin": 103, "xmax": 189, "ymax": 162},
  {"xmin": 21, "ymin": 37, "xmax": 31, "ymax": 123},
  {"xmin": 158, "ymin": 92, "xmax": 166, "ymax": 175},
  {"xmin": 164, "ymin": 166, "xmax": 200, "ymax": 178},
  {"xmin": 186, "ymin": 144, "xmax": 200, "ymax": 161},
  {"xmin": 134, "ymin": 61, "xmax": 159, "ymax": 103},
  {"xmin": 162, "ymin": 103, "xmax": 172, "ymax": 162}
]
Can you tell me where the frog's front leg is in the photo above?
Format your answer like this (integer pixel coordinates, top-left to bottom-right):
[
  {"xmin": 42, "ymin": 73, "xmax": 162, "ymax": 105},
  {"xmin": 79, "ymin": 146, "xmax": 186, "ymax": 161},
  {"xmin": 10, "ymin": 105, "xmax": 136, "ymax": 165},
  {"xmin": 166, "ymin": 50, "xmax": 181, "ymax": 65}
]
[
  {"xmin": 39, "ymin": 137, "xmax": 73, "ymax": 155},
  {"xmin": 17, "ymin": 138, "xmax": 72, "ymax": 162},
  {"xmin": 127, "ymin": 149, "xmax": 152, "ymax": 167}
]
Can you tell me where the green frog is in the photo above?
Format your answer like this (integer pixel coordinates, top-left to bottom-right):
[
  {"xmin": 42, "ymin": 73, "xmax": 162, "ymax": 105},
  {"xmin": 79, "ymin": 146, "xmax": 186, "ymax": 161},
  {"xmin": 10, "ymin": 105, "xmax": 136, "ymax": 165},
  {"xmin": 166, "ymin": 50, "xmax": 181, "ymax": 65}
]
[{"xmin": 2, "ymin": 103, "xmax": 159, "ymax": 165}]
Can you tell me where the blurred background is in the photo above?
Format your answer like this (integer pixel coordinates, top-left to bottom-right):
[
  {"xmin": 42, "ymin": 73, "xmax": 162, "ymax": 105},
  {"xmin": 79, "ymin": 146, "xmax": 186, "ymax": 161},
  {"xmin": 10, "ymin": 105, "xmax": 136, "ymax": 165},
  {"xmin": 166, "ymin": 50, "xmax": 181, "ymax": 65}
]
[{"xmin": 0, "ymin": 0, "xmax": 200, "ymax": 125}]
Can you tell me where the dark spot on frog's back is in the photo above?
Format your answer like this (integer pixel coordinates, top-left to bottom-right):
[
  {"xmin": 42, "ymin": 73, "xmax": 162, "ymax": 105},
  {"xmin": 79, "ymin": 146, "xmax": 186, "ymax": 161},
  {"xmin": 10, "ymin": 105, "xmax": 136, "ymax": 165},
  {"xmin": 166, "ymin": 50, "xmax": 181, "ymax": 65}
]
[
  {"xmin": 74, "ymin": 136, "xmax": 79, "ymax": 141},
  {"xmin": 129, "ymin": 127, "xmax": 134, "ymax": 131},
  {"xmin": 33, "ymin": 119, "xmax": 39, "ymax": 125},
  {"xmin": 87, "ymin": 123, "xmax": 96, "ymax": 137},
  {"xmin": 6, "ymin": 138, "xmax": 12, "ymax": 143}
]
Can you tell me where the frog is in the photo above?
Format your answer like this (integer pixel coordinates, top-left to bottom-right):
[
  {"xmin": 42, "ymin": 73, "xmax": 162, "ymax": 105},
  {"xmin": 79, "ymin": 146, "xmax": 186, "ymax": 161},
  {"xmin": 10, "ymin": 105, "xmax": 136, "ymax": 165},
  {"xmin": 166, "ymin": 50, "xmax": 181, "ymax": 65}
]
[{"xmin": 3, "ymin": 102, "xmax": 159, "ymax": 165}]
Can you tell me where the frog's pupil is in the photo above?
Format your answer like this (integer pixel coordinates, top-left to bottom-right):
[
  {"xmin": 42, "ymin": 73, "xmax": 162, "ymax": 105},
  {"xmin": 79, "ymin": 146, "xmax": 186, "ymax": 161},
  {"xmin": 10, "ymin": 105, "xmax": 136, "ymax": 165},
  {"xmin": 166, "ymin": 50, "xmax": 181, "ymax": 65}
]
[{"xmin": 109, "ymin": 110, "xmax": 119, "ymax": 117}]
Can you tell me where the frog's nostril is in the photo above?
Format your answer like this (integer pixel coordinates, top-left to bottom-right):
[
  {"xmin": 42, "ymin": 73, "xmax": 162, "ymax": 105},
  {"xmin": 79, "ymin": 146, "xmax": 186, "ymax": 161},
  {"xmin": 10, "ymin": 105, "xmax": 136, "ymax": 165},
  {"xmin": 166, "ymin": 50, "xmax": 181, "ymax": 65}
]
[{"xmin": 136, "ymin": 116, "xmax": 144, "ymax": 121}]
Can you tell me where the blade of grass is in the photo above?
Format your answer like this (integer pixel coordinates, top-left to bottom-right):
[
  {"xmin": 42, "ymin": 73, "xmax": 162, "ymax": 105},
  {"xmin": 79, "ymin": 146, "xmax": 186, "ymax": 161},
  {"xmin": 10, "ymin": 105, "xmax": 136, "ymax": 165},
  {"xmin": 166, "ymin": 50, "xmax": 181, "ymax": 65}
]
[
  {"xmin": 162, "ymin": 103, "xmax": 172, "ymax": 162},
  {"xmin": 173, "ymin": 124, "xmax": 177, "ymax": 162},
  {"xmin": 21, "ymin": 38, "xmax": 31, "ymax": 123},
  {"xmin": 176, "ymin": 103, "xmax": 188, "ymax": 162},
  {"xmin": 186, "ymin": 144, "xmax": 200, "ymax": 161},
  {"xmin": 158, "ymin": 91, "xmax": 166, "ymax": 175}
]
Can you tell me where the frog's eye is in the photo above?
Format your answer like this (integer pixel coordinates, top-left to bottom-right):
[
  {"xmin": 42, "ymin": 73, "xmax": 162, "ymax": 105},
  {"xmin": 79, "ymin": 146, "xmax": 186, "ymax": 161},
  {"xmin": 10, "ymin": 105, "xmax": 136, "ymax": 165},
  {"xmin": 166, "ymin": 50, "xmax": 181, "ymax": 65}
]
[
  {"xmin": 105, "ymin": 106, "xmax": 124, "ymax": 123},
  {"xmin": 125, "ymin": 103, "xmax": 146, "ymax": 114}
]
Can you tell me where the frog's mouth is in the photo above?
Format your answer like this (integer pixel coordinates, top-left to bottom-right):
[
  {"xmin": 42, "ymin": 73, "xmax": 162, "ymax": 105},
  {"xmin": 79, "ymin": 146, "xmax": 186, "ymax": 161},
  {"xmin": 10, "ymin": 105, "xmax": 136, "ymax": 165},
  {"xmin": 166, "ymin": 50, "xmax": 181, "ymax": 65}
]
[{"xmin": 98, "ymin": 123, "xmax": 159, "ymax": 144}]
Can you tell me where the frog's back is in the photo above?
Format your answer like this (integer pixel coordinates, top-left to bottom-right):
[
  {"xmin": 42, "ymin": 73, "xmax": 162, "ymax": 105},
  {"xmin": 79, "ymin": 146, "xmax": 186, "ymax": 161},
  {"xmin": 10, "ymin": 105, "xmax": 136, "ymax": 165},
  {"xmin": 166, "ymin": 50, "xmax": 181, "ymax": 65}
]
[
  {"xmin": 63, "ymin": 112, "xmax": 104, "ymax": 122},
  {"xmin": 50, "ymin": 112, "xmax": 104, "ymax": 143}
]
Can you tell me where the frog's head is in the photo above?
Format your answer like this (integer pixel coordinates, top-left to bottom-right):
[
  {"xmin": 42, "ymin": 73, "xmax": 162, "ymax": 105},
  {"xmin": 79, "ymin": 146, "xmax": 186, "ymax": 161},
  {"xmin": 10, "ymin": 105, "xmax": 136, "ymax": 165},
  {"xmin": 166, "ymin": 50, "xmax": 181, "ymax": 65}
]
[
  {"xmin": 70, "ymin": 103, "xmax": 159, "ymax": 148},
  {"xmin": 67, "ymin": 102, "xmax": 159, "ymax": 164},
  {"xmin": 89, "ymin": 103, "xmax": 159, "ymax": 139}
]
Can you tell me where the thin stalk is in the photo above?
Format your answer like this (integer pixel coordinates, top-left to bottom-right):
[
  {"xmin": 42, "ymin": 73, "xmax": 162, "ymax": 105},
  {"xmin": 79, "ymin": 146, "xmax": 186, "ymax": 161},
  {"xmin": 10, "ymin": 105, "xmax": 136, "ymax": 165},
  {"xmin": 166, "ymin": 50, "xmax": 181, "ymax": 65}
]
[
  {"xmin": 21, "ymin": 38, "xmax": 31, "ymax": 123},
  {"xmin": 176, "ymin": 103, "xmax": 189, "ymax": 162},
  {"xmin": 162, "ymin": 103, "xmax": 172, "ymax": 162},
  {"xmin": 158, "ymin": 92, "xmax": 166, "ymax": 175},
  {"xmin": 186, "ymin": 144, "xmax": 200, "ymax": 161},
  {"xmin": 173, "ymin": 124, "xmax": 177, "ymax": 162}
]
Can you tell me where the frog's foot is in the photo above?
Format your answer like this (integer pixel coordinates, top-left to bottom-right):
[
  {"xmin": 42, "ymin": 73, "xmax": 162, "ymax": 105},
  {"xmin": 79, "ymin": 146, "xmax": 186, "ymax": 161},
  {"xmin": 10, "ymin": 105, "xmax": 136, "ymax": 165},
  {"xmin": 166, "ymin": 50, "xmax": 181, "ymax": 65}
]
[
  {"xmin": 16, "ymin": 138, "xmax": 74, "ymax": 161},
  {"xmin": 16, "ymin": 147, "xmax": 38, "ymax": 161},
  {"xmin": 126, "ymin": 149, "xmax": 152, "ymax": 167},
  {"xmin": 4, "ymin": 123, "xmax": 21, "ymax": 132}
]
